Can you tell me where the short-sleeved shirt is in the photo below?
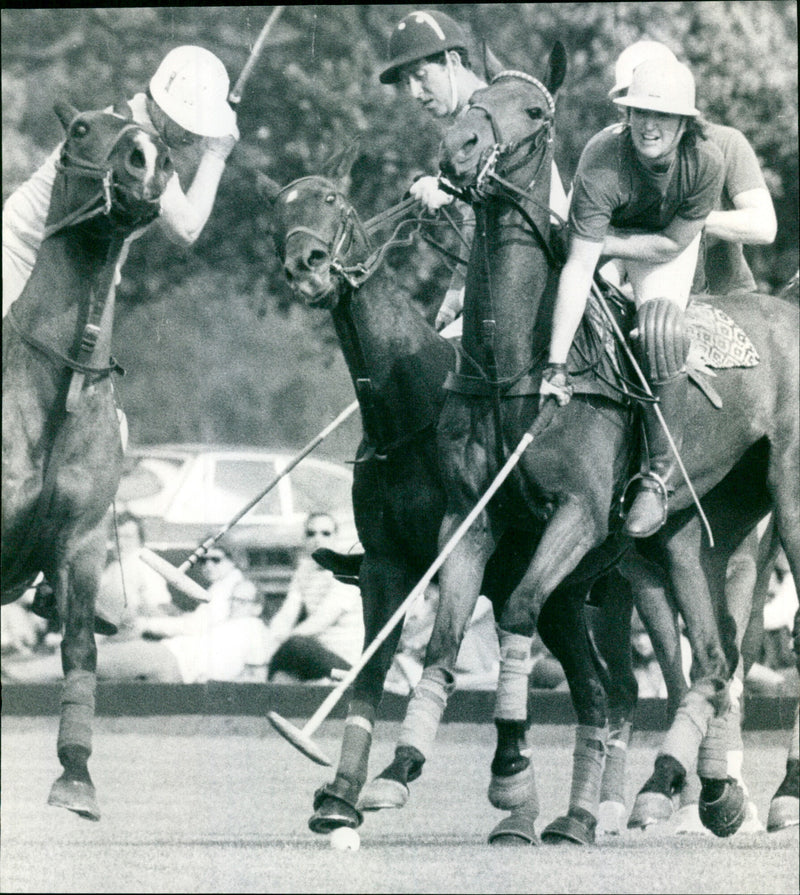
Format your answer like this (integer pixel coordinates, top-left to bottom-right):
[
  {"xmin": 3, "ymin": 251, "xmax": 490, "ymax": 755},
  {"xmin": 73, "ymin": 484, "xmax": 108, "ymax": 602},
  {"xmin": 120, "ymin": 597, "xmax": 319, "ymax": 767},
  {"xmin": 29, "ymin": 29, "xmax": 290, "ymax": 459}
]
[
  {"xmin": 568, "ymin": 123, "xmax": 725, "ymax": 246},
  {"xmin": 692, "ymin": 122, "xmax": 768, "ymax": 294}
]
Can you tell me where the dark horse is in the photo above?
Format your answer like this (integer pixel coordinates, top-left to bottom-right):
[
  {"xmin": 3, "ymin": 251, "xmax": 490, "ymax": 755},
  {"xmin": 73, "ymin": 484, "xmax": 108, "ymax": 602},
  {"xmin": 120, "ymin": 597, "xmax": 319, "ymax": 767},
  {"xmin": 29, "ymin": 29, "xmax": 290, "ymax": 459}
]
[
  {"xmin": 264, "ymin": 163, "xmax": 636, "ymax": 842},
  {"xmin": 2, "ymin": 102, "xmax": 171, "ymax": 819},
  {"xmin": 367, "ymin": 47, "xmax": 799, "ymax": 844}
]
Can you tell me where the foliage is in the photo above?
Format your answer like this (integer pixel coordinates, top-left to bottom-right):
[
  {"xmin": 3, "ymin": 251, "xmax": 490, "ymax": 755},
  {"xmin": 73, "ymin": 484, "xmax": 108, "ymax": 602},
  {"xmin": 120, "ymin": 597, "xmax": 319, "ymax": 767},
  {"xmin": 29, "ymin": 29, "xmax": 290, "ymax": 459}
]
[{"xmin": 2, "ymin": 4, "xmax": 797, "ymax": 448}]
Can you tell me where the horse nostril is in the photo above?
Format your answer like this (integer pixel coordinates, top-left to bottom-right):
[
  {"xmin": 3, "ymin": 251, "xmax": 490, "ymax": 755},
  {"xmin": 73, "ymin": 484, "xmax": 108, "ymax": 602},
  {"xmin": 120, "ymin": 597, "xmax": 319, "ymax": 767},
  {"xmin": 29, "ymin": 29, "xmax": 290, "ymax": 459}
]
[
  {"xmin": 457, "ymin": 134, "xmax": 479, "ymax": 162},
  {"xmin": 307, "ymin": 248, "xmax": 328, "ymax": 269},
  {"xmin": 283, "ymin": 266, "xmax": 294, "ymax": 283}
]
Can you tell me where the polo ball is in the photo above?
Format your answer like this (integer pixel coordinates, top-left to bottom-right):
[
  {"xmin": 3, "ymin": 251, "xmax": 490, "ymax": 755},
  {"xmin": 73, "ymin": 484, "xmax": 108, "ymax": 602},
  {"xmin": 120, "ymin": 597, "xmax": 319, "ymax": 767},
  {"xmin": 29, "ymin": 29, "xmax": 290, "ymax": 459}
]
[{"xmin": 330, "ymin": 826, "xmax": 360, "ymax": 851}]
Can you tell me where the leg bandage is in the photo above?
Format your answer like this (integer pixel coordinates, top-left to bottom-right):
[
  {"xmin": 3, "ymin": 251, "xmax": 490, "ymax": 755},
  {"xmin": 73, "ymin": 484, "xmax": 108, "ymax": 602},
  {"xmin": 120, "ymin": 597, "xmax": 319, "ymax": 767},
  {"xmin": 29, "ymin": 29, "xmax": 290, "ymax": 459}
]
[
  {"xmin": 57, "ymin": 669, "xmax": 96, "ymax": 757},
  {"xmin": 600, "ymin": 720, "xmax": 632, "ymax": 804},
  {"xmin": 337, "ymin": 713, "xmax": 374, "ymax": 785},
  {"xmin": 494, "ymin": 629, "xmax": 534, "ymax": 722},
  {"xmin": 569, "ymin": 725, "xmax": 609, "ymax": 817},
  {"xmin": 398, "ymin": 667, "xmax": 455, "ymax": 757},
  {"xmin": 699, "ymin": 714, "xmax": 729, "ymax": 781},
  {"xmin": 661, "ymin": 687, "xmax": 716, "ymax": 776}
]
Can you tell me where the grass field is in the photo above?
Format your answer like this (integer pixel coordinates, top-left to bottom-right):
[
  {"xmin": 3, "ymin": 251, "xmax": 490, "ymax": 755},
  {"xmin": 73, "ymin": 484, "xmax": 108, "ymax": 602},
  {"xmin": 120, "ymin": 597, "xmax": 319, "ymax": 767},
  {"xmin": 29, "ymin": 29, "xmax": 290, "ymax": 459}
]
[{"xmin": 1, "ymin": 716, "xmax": 798, "ymax": 894}]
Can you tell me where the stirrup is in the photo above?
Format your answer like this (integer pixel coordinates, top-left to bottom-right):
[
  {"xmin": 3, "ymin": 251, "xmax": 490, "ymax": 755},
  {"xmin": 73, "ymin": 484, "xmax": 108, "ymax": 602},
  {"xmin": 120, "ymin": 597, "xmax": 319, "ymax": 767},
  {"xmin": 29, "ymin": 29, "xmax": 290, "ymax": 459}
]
[{"xmin": 620, "ymin": 471, "xmax": 669, "ymax": 529}]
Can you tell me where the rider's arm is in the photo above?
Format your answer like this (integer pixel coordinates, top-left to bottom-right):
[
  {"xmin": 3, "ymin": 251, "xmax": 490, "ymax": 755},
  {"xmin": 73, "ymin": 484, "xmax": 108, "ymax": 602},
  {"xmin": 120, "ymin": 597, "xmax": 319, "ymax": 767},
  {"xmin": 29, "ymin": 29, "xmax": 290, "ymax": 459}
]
[
  {"xmin": 704, "ymin": 187, "xmax": 777, "ymax": 245},
  {"xmin": 548, "ymin": 235, "xmax": 605, "ymax": 364},
  {"xmin": 602, "ymin": 214, "xmax": 704, "ymax": 265},
  {"xmin": 156, "ymin": 134, "xmax": 236, "ymax": 248}
]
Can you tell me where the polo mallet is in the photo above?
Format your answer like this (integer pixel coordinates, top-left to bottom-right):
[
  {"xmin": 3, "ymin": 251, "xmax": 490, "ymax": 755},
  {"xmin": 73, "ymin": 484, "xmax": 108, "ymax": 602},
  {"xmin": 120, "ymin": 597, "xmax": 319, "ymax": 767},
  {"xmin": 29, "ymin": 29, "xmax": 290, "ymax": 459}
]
[
  {"xmin": 267, "ymin": 411, "xmax": 554, "ymax": 766},
  {"xmin": 589, "ymin": 280, "xmax": 714, "ymax": 547},
  {"xmin": 228, "ymin": 6, "xmax": 286, "ymax": 106},
  {"xmin": 140, "ymin": 399, "xmax": 360, "ymax": 601}
]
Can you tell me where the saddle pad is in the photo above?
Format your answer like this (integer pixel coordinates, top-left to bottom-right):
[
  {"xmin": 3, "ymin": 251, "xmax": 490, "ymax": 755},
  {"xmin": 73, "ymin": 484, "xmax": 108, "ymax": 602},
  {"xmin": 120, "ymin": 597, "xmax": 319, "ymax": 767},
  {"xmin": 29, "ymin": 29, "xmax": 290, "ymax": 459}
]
[{"xmin": 686, "ymin": 301, "xmax": 759, "ymax": 369}]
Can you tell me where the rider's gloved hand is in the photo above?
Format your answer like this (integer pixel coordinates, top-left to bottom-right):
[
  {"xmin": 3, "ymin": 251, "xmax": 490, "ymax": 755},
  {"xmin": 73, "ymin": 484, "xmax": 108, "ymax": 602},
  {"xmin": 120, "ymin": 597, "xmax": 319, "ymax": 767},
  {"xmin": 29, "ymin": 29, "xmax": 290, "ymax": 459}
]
[
  {"xmin": 203, "ymin": 118, "xmax": 240, "ymax": 163},
  {"xmin": 539, "ymin": 363, "xmax": 573, "ymax": 410},
  {"xmin": 410, "ymin": 175, "xmax": 455, "ymax": 212},
  {"xmin": 435, "ymin": 287, "xmax": 465, "ymax": 332}
]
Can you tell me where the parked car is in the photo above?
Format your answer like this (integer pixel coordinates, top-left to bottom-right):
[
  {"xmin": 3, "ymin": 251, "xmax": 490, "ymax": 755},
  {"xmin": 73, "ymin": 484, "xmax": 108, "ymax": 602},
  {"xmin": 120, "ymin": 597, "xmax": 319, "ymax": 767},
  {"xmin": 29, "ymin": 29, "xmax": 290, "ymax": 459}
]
[{"xmin": 114, "ymin": 444, "xmax": 359, "ymax": 614}]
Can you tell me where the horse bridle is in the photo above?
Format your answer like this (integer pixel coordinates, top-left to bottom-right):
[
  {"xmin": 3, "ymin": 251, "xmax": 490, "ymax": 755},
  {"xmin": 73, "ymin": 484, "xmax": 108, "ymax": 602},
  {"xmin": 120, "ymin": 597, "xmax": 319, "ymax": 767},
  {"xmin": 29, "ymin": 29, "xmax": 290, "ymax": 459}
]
[{"xmin": 44, "ymin": 113, "xmax": 162, "ymax": 240}]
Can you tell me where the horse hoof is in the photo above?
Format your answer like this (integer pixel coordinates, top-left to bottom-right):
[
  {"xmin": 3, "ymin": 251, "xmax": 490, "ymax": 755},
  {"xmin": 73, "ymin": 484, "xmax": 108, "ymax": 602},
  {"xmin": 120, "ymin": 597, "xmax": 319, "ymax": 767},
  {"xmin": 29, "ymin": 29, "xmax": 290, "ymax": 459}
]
[
  {"xmin": 597, "ymin": 800, "xmax": 627, "ymax": 836},
  {"xmin": 488, "ymin": 766, "xmax": 533, "ymax": 811},
  {"xmin": 699, "ymin": 778, "xmax": 745, "ymax": 838},
  {"xmin": 309, "ymin": 786, "xmax": 363, "ymax": 834},
  {"xmin": 541, "ymin": 810, "xmax": 596, "ymax": 846},
  {"xmin": 358, "ymin": 778, "xmax": 409, "ymax": 812},
  {"xmin": 488, "ymin": 813, "xmax": 539, "ymax": 846},
  {"xmin": 627, "ymin": 791, "xmax": 673, "ymax": 829},
  {"xmin": 671, "ymin": 802, "xmax": 712, "ymax": 836},
  {"xmin": 48, "ymin": 774, "xmax": 100, "ymax": 821},
  {"xmin": 767, "ymin": 796, "xmax": 799, "ymax": 833}
]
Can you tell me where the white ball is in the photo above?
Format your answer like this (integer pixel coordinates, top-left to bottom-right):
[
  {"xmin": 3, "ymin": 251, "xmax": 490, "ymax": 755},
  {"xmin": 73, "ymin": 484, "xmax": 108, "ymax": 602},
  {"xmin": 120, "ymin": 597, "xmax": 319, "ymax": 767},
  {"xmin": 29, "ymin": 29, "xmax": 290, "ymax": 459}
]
[{"xmin": 329, "ymin": 826, "xmax": 360, "ymax": 851}]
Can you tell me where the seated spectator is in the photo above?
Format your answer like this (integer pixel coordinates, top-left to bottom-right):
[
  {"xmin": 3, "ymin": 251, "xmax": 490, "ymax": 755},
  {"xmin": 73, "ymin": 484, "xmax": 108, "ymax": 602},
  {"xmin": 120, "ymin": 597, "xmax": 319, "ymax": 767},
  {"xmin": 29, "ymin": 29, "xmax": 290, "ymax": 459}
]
[
  {"xmin": 746, "ymin": 549, "xmax": 799, "ymax": 696},
  {"xmin": 1, "ymin": 583, "xmax": 49, "ymax": 658},
  {"xmin": 98, "ymin": 512, "xmax": 175, "ymax": 641},
  {"xmin": 384, "ymin": 587, "xmax": 500, "ymax": 695},
  {"xmin": 2, "ymin": 544, "xmax": 269, "ymax": 683},
  {"xmin": 265, "ymin": 512, "xmax": 364, "ymax": 683}
]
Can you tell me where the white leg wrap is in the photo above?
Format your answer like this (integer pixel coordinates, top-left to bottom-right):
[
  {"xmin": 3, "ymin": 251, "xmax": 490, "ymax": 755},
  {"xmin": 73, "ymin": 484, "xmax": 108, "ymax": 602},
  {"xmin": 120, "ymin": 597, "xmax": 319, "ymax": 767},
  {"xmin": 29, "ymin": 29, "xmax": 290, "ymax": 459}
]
[
  {"xmin": 494, "ymin": 629, "xmax": 533, "ymax": 722},
  {"xmin": 398, "ymin": 667, "xmax": 455, "ymax": 757},
  {"xmin": 569, "ymin": 724, "xmax": 609, "ymax": 817},
  {"xmin": 661, "ymin": 687, "xmax": 715, "ymax": 775}
]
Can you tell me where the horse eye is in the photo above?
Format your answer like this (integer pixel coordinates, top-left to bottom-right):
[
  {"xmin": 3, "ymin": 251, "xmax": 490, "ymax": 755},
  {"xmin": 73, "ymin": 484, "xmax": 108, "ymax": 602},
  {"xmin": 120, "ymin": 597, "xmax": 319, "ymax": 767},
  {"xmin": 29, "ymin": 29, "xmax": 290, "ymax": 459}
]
[
  {"xmin": 73, "ymin": 122, "xmax": 89, "ymax": 138},
  {"xmin": 325, "ymin": 194, "xmax": 336, "ymax": 204},
  {"xmin": 526, "ymin": 107, "xmax": 543, "ymax": 121}
]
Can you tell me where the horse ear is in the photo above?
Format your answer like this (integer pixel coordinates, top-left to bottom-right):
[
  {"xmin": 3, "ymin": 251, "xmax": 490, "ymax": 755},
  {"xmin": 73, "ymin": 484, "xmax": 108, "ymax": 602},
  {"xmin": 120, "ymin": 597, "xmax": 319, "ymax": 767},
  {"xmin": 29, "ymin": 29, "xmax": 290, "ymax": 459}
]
[
  {"xmin": 256, "ymin": 172, "xmax": 283, "ymax": 204},
  {"xmin": 482, "ymin": 43, "xmax": 506, "ymax": 82},
  {"xmin": 546, "ymin": 41, "xmax": 567, "ymax": 96},
  {"xmin": 112, "ymin": 100, "xmax": 134, "ymax": 121},
  {"xmin": 54, "ymin": 100, "xmax": 80, "ymax": 132},
  {"xmin": 321, "ymin": 139, "xmax": 360, "ymax": 185}
]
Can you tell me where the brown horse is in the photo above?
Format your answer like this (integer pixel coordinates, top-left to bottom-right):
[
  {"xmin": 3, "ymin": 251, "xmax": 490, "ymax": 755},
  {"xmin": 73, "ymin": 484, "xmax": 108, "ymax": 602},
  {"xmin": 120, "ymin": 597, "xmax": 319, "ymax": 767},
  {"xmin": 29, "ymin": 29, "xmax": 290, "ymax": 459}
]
[
  {"xmin": 264, "ymin": 163, "xmax": 635, "ymax": 840},
  {"xmin": 2, "ymin": 102, "xmax": 171, "ymax": 819},
  {"xmin": 366, "ymin": 46, "xmax": 799, "ymax": 844}
]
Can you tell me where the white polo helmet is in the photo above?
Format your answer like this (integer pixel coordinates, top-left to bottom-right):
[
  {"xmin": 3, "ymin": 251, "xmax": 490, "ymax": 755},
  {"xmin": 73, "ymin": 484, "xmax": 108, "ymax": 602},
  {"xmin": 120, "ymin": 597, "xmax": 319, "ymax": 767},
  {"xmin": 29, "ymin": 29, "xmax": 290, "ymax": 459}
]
[
  {"xmin": 609, "ymin": 40, "xmax": 678, "ymax": 99},
  {"xmin": 150, "ymin": 45, "xmax": 236, "ymax": 138},
  {"xmin": 613, "ymin": 56, "xmax": 699, "ymax": 117}
]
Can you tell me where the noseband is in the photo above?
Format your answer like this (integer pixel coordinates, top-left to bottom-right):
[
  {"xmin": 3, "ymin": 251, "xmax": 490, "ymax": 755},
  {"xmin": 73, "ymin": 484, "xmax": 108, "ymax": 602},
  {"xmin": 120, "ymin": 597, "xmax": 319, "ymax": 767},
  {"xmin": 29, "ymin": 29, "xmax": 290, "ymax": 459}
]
[{"xmin": 44, "ymin": 114, "xmax": 162, "ymax": 240}]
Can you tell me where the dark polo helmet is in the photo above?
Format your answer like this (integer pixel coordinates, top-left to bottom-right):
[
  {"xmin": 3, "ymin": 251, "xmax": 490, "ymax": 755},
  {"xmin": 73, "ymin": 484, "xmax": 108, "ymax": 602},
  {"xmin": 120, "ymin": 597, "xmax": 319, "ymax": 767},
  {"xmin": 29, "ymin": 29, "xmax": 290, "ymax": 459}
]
[{"xmin": 379, "ymin": 10, "xmax": 469, "ymax": 84}]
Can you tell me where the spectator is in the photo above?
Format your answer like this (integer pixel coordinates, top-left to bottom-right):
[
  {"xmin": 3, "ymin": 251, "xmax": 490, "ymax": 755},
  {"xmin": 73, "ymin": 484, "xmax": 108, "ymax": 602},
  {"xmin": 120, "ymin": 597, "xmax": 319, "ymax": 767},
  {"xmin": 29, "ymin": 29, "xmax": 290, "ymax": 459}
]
[
  {"xmin": 1, "ymin": 583, "xmax": 48, "ymax": 658},
  {"xmin": 265, "ymin": 513, "xmax": 364, "ymax": 683},
  {"xmin": 3, "ymin": 545, "xmax": 269, "ymax": 683},
  {"xmin": 385, "ymin": 587, "xmax": 500, "ymax": 694},
  {"xmin": 746, "ymin": 550, "xmax": 799, "ymax": 695},
  {"xmin": 97, "ymin": 512, "xmax": 175, "ymax": 641}
]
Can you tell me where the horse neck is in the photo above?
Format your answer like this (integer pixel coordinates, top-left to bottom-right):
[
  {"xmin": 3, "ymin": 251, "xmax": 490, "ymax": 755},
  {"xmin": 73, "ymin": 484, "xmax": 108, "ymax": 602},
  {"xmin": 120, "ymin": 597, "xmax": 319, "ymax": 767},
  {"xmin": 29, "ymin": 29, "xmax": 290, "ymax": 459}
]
[
  {"xmin": 462, "ymin": 182, "xmax": 555, "ymax": 380},
  {"xmin": 331, "ymin": 269, "xmax": 454, "ymax": 435},
  {"xmin": 14, "ymin": 225, "xmax": 124, "ymax": 362}
]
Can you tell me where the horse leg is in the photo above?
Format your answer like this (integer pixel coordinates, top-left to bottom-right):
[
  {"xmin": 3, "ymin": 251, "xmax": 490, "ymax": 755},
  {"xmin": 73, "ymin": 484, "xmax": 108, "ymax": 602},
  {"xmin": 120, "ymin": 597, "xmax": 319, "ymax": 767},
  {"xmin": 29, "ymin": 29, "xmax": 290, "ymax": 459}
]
[
  {"xmin": 491, "ymin": 498, "xmax": 609, "ymax": 847},
  {"xmin": 310, "ymin": 554, "xmax": 408, "ymax": 832},
  {"xmin": 586, "ymin": 569, "xmax": 638, "ymax": 836},
  {"xmin": 631, "ymin": 522, "xmax": 739, "ymax": 834},
  {"xmin": 47, "ymin": 547, "xmax": 101, "ymax": 821},
  {"xmin": 360, "ymin": 513, "xmax": 497, "ymax": 812},
  {"xmin": 768, "ymin": 698, "xmax": 800, "ymax": 832}
]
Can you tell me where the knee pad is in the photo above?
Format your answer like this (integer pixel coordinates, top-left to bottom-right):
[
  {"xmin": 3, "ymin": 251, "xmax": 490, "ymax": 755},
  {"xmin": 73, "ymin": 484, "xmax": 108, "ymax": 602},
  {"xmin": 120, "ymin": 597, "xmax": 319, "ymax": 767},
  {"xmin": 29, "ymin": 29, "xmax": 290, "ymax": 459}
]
[{"xmin": 633, "ymin": 299, "xmax": 690, "ymax": 383}]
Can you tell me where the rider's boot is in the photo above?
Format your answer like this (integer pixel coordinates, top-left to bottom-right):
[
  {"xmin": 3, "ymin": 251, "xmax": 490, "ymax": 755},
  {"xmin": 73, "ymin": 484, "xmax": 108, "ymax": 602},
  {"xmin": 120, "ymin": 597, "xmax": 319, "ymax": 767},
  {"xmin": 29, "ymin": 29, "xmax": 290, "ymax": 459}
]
[{"xmin": 624, "ymin": 299, "xmax": 690, "ymax": 539}]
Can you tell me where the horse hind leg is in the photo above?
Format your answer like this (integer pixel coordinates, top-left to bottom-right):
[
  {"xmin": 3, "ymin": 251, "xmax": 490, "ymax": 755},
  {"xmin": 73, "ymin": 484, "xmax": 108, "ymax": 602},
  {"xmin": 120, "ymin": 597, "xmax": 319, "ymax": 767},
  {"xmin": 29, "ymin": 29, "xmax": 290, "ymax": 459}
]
[{"xmin": 767, "ymin": 701, "xmax": 800, "ymax": 832}]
